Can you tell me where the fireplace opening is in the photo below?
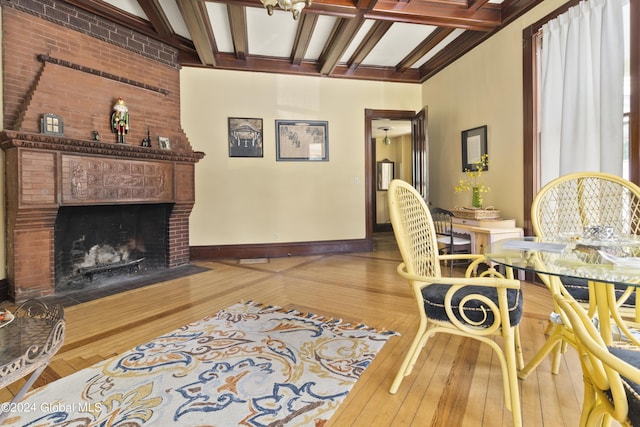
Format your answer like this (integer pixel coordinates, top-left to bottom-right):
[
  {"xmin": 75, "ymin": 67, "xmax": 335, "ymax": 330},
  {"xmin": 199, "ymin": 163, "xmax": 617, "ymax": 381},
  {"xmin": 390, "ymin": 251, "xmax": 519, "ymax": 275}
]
[{"xmin": 54, "ymin": 203, "xmax": 173, "ymax": 290}]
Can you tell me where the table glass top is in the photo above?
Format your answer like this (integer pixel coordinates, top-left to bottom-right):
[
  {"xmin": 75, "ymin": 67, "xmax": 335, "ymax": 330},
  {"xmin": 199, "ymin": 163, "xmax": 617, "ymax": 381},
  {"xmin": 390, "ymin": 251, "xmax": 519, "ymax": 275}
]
[{"xmin": 485, "ymin": 236, "xmax": 640, "ymax": 287}]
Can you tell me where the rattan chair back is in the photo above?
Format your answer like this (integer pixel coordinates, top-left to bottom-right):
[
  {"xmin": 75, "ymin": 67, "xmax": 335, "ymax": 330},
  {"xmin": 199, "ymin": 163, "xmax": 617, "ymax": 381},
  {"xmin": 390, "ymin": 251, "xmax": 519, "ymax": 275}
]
[
  {"xmin": 388, "ymin": 180, "xmax": 442, "ymax": 278},
  {"xmin": 532, "ymin": 172, "xmax": 640, "ymax": 241}
]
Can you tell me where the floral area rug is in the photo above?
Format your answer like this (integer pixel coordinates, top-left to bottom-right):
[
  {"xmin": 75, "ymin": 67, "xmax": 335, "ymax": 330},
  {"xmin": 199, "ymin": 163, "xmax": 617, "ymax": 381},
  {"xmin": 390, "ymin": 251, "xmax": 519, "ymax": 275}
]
[{"xmin": 2, "ymin": 301, "xmax": 397, "ymax": 426}]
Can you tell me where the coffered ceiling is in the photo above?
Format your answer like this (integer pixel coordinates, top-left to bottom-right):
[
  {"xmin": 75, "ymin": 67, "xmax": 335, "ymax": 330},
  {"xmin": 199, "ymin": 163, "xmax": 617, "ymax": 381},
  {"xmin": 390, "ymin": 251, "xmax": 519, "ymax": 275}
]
[{"xmin": 65, "ymin": 0, "xmax": 542, "ymax": 83}]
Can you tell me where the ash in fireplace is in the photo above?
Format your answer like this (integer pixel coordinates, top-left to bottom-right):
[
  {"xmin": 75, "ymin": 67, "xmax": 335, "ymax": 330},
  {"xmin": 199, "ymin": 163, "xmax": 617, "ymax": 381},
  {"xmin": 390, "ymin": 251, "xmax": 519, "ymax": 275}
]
[{"xmin": 78, "ymin": 244, "xmax": 130, "ymax": 269}]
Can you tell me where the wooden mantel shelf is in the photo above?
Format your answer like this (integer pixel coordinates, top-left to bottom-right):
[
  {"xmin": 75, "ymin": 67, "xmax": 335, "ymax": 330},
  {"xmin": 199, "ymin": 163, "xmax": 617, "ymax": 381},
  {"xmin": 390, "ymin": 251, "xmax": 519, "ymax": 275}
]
[{"xmin": 0, "ymin": 131, "xmax": 205, "ymax": 163}]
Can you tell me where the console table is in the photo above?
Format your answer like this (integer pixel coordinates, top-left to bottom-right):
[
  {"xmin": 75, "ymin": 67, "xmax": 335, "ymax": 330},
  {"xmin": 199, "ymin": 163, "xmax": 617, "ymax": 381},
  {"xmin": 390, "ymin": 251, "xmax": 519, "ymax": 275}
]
[
  {"xmin": 451, "ymin": 217, "xmax": 524, "ymax": 279},
  {"xmin": 0, "ymin": 300, "xmax": 65, "ymax": 422},
  {"xmin": 451, "ymin": 217, "xmax": 524, "ymax": 255}
]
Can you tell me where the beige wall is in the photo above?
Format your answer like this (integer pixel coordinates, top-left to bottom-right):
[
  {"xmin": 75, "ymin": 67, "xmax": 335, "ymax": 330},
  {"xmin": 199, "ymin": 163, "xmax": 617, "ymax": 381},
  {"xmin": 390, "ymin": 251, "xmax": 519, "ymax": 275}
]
[
  {"xmin": 182, "ymin": 0, "xmax": 565, "ymax": 246},
  {"xmin": 181, "ymin": 68, "xmax": 420, "ymax": 245},
  {"xmin": 423, "ymin": 0, "xmax": 567, "ymax": 226},
  {"xmin": 0, "ymin": 0, "xmax": 569, "ymax": 281}
]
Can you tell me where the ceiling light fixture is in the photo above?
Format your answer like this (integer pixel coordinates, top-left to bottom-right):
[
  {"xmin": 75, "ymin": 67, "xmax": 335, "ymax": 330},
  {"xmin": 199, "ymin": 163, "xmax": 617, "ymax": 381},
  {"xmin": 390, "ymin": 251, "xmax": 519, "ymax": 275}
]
[
  {"xmin": 380, "ymin": 127, "xmax": 392, "ymax": 145},
  {"xmin": 260, "ymin": 0, "xmax": 311, "ymax": 20}
]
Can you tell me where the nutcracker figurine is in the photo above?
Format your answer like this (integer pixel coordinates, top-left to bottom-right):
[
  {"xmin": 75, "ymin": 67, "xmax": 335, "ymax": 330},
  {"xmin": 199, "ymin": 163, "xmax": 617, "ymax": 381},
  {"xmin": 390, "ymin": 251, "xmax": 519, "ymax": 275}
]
[{"xmin": 111, "ymin": 97, "xmax": 129, "ymax": 143}]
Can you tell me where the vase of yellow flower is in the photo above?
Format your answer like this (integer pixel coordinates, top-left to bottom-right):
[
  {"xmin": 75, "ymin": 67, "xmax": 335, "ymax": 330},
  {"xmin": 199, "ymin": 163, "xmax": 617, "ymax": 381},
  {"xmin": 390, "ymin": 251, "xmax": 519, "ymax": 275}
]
[
  {"xmin": 471, "ymin": 186, "xmax": 482, "ymax": 208},
  {"xmin": 454, "ymin": 154, "xmax": 490, "ymax": 208}
]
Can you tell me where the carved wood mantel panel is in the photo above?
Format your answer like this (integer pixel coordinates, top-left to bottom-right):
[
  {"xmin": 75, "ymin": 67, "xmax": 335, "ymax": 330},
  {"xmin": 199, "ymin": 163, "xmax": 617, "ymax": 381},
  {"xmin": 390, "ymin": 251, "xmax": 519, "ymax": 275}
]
[{"xmin": 62, "ymin": 155, "xmax": 173, "ymax": 204}]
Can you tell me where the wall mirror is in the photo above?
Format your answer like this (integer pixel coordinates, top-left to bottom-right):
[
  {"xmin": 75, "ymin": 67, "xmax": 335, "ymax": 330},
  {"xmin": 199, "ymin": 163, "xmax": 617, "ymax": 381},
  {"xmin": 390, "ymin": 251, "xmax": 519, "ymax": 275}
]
[
  {"xmin": 461, "ymin": 125, "xmax": 488, "ymax": 171},
  {"xmin": 377, "ymin": 159, "xmax": 395, "ymax": 191}
]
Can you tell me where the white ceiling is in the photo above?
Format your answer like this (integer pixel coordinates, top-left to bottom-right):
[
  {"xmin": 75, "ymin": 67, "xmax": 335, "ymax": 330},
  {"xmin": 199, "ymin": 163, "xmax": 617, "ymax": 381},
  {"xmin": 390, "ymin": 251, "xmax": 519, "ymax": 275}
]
[
  {"xmin": 109, "ymin": 0, "xmax": 464, "ymax": 70},
  {"xmin": 372, "ymin": 120, "xmax": 412, "ymax": 139},
  {"xmin": 87, "ymin": 0, "xmax": 541, "ymax": 84}
]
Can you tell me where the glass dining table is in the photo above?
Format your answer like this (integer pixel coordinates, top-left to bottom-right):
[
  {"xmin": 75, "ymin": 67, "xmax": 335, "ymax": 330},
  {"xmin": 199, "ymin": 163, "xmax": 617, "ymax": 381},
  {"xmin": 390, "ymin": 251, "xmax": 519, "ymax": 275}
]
[{"xmin": 485, "ymin": 235, "xmax": 640, "ymax": 346}]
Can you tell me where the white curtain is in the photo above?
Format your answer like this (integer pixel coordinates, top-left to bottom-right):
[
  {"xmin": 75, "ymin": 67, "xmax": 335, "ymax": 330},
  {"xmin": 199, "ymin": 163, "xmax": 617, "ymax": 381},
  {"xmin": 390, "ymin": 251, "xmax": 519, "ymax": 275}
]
[{"xmin": 540, "ymin": 0, "xmax": 624, "ymax": 186}]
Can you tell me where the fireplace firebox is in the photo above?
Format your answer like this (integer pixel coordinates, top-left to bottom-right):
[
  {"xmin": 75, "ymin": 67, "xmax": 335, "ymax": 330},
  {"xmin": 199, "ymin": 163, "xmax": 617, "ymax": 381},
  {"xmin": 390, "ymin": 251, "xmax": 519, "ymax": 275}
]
[{"xmin": 54, "ymin": 204, "xmax": 172, "ymax": 289}]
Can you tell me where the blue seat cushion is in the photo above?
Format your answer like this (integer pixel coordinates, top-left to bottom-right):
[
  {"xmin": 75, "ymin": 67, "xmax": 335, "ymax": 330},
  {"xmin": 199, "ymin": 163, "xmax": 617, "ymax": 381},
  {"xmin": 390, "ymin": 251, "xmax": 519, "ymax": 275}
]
[
  {"xmin": 421, "ymin": 284, "xmax": 523, "ymax": 327},
  {"xmin": 606, "ymin": 346, "xmax": 640, "ymax": 424},
  {"xmin": 562, "ymin": 277, "xmax": 636, "ymax": 308}
]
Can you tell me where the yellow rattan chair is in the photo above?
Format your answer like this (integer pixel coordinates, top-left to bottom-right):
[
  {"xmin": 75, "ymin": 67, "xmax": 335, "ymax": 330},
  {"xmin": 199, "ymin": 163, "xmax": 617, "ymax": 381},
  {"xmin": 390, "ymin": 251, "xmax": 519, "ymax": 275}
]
[
  {"xmin": 387, "ymin": 179, "xmax": 524, "ymax": 427},
  {"xmin": 521, "ymin": 172, "xmax": 640, "ymax": 378},
  {"xmin": 555, "ymin": 293, "xmax": 640, "ymax": 427}
]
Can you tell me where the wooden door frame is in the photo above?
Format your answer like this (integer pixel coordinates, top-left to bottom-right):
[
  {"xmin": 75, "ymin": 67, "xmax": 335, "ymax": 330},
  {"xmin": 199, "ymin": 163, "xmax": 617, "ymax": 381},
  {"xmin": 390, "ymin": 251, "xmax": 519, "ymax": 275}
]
[{"xmin": 365, "ymin": 109, "xmax": 418, "ymax": 241}]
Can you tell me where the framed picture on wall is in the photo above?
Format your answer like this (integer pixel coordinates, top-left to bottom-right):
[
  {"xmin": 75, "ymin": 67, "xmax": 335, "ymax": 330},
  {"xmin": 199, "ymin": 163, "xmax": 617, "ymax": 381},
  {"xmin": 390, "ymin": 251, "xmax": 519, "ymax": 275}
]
[
  {"xmin": 461, "ymin": 125, "xmax": 487, "ymax": 171},
  {"xmin": 228, "ymin": 117, "xmax": 263, "ymax": 157},
  {"xmin": 276, "ymin": 120, "xmax": 329, "ymax": 161}
]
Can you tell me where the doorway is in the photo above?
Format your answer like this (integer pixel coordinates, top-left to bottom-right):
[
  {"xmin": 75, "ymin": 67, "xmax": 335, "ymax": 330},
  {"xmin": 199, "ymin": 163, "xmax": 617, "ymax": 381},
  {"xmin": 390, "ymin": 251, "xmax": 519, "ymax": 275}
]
[
  {"xmin": 371, "ymin": 119, "xmax": 412, "ymax": 231},
  {"xmin": 364, "ymin": 108, "xmax": 429, "ymax": 240}
]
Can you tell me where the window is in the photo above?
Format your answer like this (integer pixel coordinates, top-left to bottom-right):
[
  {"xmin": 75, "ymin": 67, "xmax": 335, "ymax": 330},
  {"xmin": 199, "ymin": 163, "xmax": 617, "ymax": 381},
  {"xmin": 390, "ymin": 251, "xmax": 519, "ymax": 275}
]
[
  {"xmin": 623, "ymin": 0, "xmax": 631, "ymax": 178},
  {"xmin": 522, "ymin": 0, "xmax": 638, "ymax": 234}
]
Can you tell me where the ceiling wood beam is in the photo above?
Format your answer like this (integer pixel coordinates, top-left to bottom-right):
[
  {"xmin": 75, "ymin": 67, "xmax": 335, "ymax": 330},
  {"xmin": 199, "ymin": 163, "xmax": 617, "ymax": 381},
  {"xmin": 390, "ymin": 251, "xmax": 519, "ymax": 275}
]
[
  {"xmin": 355, "ymin": 0, "xmax": 380, "ymax": 7},
  {"xmin": 292, "ymin": 14, "xmax": 319, "ymax": 66},
  {"xmin": 227, "ymin": 3, "xmax": 248, "ymax": 60},
  {"xmin": 208, "ymin": 52, "xmax": 422, "ymax": 83},
  {"xmin": 137, "ymin": 0, "xmax": 173, "ymax": 39},
  {"xmin": 315, "ymin": 0, "xmax": 380, "ymax": 76},
  {"xmin": 232, "ymin": 0, "xmax": 360, "ymax": 17},
  {"xmin": 214, "ymin": 0, "xmax": 501, "ymax": 29},
  {"xmin": 318, "ymin": 17, "xmax": 367, "ymax": 76},
  {"xmin": 346, "ymin": 20, "xmax": 393, "ymax": 69},
  {"xmin": 364, "ymin": 7, "xmax": 500, "ymax": 31},
  {"xmin": 467, "ymin": 0, "xmax": 491, "ymax": 12},
  {"xmin": 177, "ymin": 0, "xmax": 217, "ymax": 65},
  {"xmin": 396, "ymin": 26, "xmax": 454, "ymax": 72}
]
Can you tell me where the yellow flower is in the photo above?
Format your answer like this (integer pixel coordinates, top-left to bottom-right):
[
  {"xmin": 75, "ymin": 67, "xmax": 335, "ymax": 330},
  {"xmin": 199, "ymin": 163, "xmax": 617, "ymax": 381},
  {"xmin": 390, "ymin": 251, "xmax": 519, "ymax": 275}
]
[{"xmin": 454, "ymin": 154, "xmax": 491, "ymax": 194}]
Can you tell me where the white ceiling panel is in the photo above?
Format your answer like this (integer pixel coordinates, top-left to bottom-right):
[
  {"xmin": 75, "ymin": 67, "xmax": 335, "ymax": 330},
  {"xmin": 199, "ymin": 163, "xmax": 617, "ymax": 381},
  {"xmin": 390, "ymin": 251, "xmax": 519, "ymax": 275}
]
[
  {"xmin": 305, "ymin": 15, "xmax": 338, "ymax": 61},
  {"xmin": 247, "ymin": 8, "xmax": 299, "ymax": 58},
  {"xmin": 362, "ymin": 23, "xmax": 437, "ymax": 67},
  {"xmin": 340, "ymin": 20, "xmax": 375, "ymax": 64},
  {"xmin": 207, "ymin": 2, "xmax": 233, "ymax": 53},
  {"xmin": 105, "ymin": 0, "xmax": 145, "ymax": 17},
  {"xmin": 162, "ymin": 0, "xmax": 190, "ymax": 40}
]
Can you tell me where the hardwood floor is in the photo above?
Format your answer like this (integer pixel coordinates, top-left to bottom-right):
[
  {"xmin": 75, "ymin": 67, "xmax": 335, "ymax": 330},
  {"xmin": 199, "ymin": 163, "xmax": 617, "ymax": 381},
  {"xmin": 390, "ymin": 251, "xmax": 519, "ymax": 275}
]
[{"xmin": 0, "ymin": 233, "xmax": 587, "ymax": 426}]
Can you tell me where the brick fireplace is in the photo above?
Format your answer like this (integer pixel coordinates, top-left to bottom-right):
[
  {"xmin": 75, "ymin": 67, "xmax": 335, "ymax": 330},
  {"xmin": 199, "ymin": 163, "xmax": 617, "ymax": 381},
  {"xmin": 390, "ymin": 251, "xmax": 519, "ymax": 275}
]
[
  {"xmin": 1, "ymin": 2, "xmax": 205, "ymax": 302},
  {"xmin": 1, "ymin": 132, "xmax": 204, "ymax": 301}
]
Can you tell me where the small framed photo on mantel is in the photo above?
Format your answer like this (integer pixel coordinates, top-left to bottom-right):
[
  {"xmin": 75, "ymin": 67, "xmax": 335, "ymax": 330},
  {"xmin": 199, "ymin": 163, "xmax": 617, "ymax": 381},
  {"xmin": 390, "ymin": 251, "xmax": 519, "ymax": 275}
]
[{"xmin": 158, "ymin": 136, "xmax": 171, "ymax": 150}]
